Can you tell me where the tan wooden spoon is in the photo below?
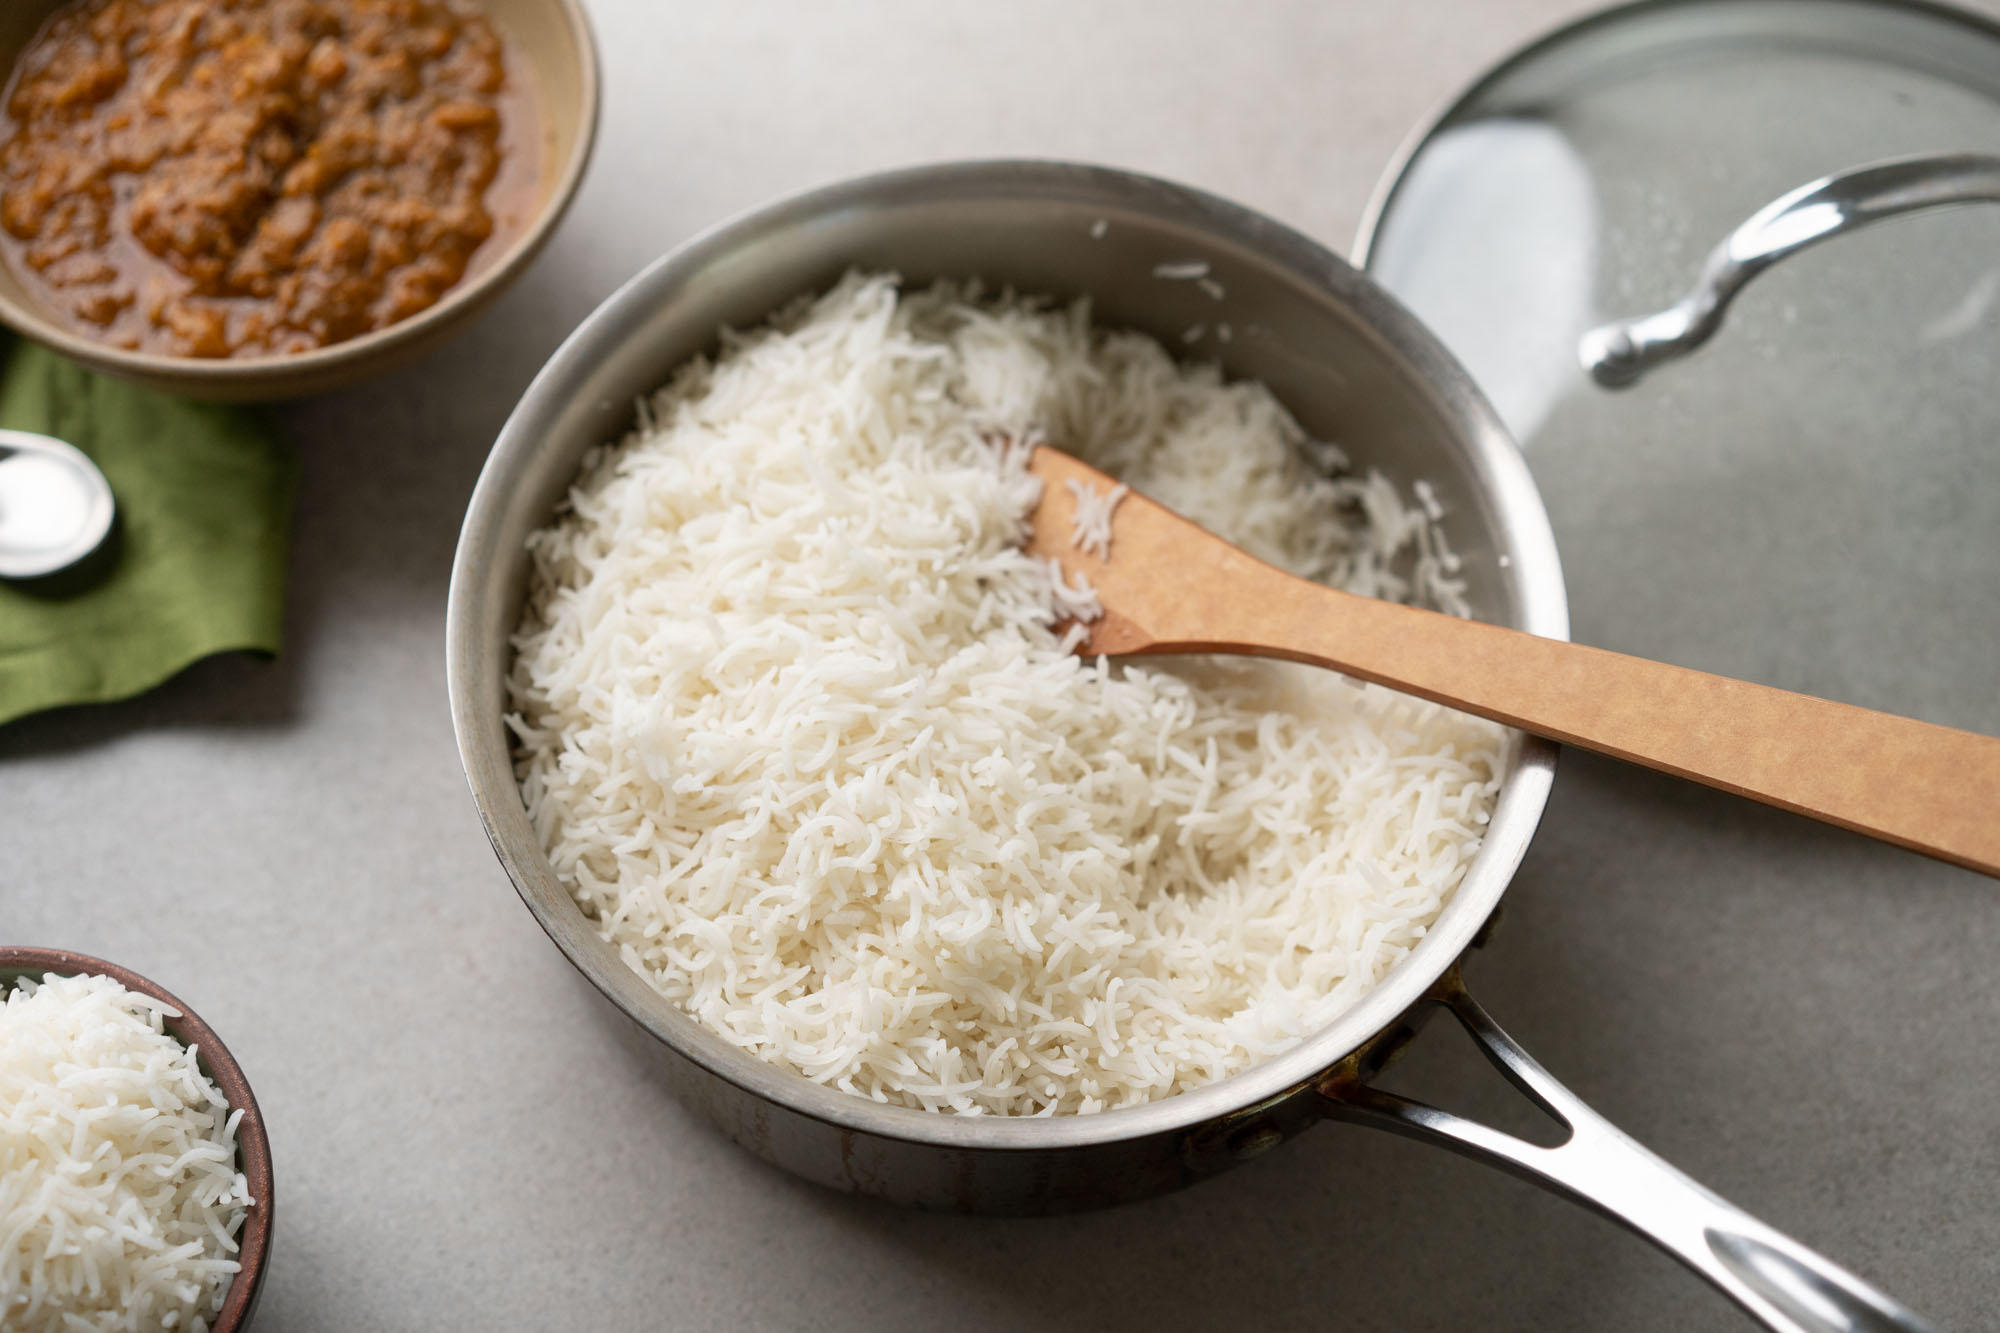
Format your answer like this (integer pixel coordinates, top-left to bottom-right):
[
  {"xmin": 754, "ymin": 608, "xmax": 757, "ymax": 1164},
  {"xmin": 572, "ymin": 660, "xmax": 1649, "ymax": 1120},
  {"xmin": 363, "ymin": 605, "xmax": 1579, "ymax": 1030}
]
[{"xmin": 1026, "ymin": 445, "xmax": 2000, "ymax": 879}]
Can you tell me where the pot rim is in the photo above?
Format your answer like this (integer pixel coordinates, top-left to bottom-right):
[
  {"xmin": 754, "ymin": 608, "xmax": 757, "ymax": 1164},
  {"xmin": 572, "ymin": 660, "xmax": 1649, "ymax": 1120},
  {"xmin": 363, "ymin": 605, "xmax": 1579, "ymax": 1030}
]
[{"xmin": 448, "ymin": 156, "xmax": 1568, "ymax": 1153}]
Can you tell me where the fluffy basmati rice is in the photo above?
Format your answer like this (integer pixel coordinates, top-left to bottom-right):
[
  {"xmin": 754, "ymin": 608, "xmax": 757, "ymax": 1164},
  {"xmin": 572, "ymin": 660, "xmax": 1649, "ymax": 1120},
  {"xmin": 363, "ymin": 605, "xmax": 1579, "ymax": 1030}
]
[
  {"xmin": 1, "ymin": 973, "xmax": 251, "ymax": 1333},
  {"xmin": 1064, "ymin": 477, "xmax": 1129, "ymax": 560},
  {"xmin": 508, "ymin": 272, "xmax": 1505, "ymax": 1116}
]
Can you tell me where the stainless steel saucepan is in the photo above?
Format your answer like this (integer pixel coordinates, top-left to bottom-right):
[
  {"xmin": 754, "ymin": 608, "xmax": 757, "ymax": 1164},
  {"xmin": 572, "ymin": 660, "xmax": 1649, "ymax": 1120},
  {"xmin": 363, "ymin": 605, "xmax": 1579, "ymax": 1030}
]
[{"xmin": 446, "ymin": 160, "xmax": 1935, "ymax": 1333}]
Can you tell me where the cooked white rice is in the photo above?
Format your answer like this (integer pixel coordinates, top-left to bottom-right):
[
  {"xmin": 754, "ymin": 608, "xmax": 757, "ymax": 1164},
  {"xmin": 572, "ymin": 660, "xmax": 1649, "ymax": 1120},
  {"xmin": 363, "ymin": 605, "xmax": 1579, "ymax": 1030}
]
[
  {"xmin": 1064, "ymin": 476, "xmax": 1128, "ymax": 561},
  {"xmin": 1, "ymin": 973, "xmax": 251, "ymax": 1333},
  {"xmin": 508, "ymin": 272, "xmax": 1505, "ymax": 1116}
]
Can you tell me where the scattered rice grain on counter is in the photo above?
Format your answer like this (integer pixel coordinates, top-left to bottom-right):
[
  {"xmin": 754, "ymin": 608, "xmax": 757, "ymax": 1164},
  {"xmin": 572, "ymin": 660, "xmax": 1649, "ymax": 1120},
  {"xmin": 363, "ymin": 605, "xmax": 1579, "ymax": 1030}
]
[
  {"xmin": 507, "ymin": 272, "xmax": 1505, "ymax": 1115},
  {"xmin": 1, "ymin": 973, "xmax": 251, "ymax": 1333}
]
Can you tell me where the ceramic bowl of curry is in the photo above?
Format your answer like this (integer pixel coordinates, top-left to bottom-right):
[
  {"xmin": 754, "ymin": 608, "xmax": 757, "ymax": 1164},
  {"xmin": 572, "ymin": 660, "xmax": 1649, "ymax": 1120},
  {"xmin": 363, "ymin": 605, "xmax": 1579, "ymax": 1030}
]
[{"xmin": 0, "ymin": 0, "xmax": 597, "ymax": 401}]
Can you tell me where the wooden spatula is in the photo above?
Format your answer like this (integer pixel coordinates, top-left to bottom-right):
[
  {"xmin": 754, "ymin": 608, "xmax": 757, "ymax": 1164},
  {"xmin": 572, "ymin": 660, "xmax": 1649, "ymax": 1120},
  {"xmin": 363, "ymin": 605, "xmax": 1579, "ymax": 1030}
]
[{"xmin": 1025, "ymin": 445, "xmax": 2000, "ymax": 879}]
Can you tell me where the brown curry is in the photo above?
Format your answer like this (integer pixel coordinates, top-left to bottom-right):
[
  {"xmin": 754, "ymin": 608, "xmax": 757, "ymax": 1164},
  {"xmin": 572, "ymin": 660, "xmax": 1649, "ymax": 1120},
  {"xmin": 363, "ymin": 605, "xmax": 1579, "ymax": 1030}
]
[{"xmin": 0, "ymin": 0, "xmax": 540, "ymax": 359}]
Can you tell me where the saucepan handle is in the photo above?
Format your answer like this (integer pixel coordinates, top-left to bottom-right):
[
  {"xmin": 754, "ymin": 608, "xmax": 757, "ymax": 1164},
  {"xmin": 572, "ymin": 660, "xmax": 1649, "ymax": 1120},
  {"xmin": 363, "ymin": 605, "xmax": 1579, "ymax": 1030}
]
[
  {"xmin": 1579, "ymin": 151, "xmax": 2000, "ymax": 388},
  {"xmin": 1315, "ymin": 970, "xmax": 1939, "ymax": 1333}
]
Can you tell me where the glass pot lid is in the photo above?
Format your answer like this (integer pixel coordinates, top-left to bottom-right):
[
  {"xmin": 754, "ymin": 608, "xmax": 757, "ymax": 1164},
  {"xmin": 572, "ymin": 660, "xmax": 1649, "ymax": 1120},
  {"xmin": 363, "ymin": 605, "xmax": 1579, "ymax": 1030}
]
[{"xmin": 1357, "ymin": 0, "xmax": 2000, "ymax": 739}]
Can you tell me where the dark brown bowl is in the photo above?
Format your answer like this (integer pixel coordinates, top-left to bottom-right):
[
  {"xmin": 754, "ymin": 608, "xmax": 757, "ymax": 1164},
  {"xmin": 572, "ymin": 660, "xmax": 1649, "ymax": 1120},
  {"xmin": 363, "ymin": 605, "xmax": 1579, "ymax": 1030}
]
[{"xmin": 0, "ymin": 946, "xmax": 274, "ymax": 1332}]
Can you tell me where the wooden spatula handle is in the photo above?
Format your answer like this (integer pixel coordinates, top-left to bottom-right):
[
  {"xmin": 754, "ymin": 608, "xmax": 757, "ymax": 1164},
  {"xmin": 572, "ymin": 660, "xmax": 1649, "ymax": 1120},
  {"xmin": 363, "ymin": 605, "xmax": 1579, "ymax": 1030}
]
[{"xmin": 1031, "ymin": 447, "xmax": 2000, "ymax": 878}]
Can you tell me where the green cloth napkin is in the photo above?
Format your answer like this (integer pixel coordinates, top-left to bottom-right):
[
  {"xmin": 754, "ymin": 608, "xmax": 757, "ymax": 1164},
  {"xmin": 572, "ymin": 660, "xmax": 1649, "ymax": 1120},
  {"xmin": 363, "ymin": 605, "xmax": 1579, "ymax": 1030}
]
[{"xmin": 0, "ymin": 339, "xmax": 295, "ymax": 727}]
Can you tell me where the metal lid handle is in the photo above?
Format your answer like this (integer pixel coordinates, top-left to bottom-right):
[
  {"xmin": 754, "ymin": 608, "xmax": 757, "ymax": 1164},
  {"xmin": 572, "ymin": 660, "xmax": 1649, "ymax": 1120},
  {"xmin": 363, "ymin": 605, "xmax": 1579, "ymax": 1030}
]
[{"xmin": 1581, "ymin": 152, "xmax": 2000, "ymax": 388}]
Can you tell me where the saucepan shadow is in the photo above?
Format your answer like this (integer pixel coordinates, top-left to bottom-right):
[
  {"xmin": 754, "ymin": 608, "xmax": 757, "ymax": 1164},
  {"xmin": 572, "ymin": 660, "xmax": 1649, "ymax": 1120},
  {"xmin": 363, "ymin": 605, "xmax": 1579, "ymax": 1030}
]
[
  {"xmin": 579, "ymin": 846, "xmax": 1728, "ymax": 1331},
  {"xmin": 579, "ymin": 736, "xmax": 1994, "ymax": 1328}
]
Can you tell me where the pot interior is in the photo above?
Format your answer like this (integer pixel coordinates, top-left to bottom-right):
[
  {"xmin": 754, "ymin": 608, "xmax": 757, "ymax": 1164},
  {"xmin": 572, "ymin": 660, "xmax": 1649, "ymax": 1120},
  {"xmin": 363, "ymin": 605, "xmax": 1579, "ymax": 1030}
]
[{"xmin": 449, "ymin": 160, "xmax": 1566, "ymax": 1155}]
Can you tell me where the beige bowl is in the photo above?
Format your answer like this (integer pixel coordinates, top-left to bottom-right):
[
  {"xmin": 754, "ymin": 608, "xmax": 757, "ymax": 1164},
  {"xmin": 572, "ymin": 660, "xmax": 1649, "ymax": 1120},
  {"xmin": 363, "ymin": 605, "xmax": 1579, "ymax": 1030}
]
[{"xmin": 0, "ymin": 0, "xmax": 598, "ymax": 402}]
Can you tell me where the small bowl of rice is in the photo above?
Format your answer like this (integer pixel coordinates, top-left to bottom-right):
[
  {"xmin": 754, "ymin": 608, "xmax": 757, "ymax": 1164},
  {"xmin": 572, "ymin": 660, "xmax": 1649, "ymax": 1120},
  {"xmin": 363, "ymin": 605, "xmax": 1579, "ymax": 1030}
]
[{"xmin": 0, "ymin": 947, "xmax": 274, "ymax": 1333}]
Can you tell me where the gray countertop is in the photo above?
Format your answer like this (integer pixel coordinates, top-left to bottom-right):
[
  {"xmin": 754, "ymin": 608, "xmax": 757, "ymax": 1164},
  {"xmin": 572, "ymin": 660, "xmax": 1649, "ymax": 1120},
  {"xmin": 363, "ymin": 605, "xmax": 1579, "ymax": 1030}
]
[{"xmin": 6, "ymin": 2, "xmax": 1998, "ymax": 1329}]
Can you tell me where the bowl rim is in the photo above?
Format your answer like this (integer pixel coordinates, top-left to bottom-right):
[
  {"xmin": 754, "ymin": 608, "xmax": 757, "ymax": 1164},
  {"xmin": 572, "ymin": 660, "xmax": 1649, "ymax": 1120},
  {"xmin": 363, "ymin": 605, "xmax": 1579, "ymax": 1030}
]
[
  {"xmin": 0, "ymin": 0, "xmax": 601, "ymax": 386},
  {"xmin": 0, "ymin": 945, "xmax": 274, "ymax": 1333},
  {"xmin": 449, "ymin": 156, "xmax": 1569, "ymax": 1153}
]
